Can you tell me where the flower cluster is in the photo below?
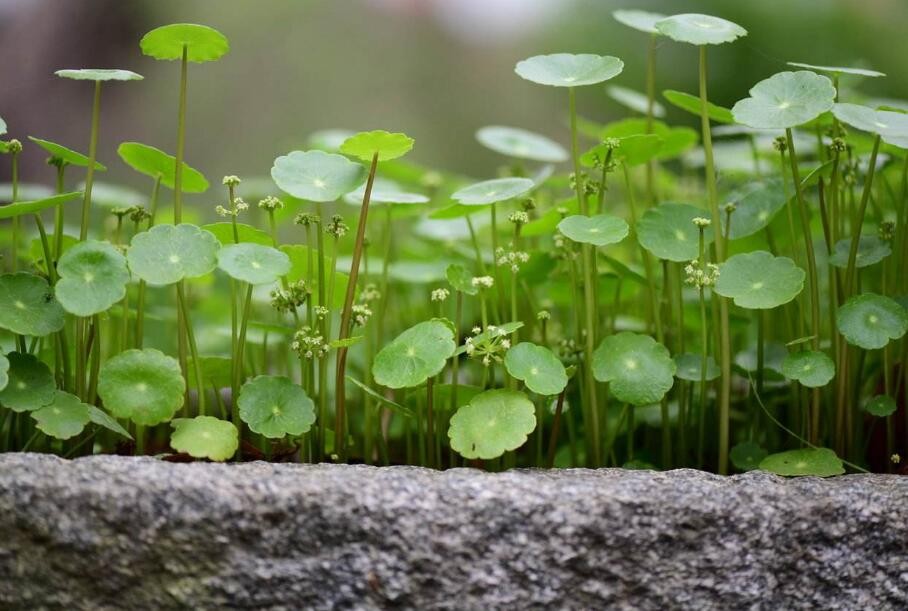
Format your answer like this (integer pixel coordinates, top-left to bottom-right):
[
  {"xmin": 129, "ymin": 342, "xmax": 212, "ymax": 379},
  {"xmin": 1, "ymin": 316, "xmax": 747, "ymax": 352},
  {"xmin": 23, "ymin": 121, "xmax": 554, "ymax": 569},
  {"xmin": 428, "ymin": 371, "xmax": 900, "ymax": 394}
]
[
  {"xmin": 558, "ymin": 337, "xmax": 582, "ymax": 361},
  {"xmin": 291, "ymin": 326, "xmax": 329, "ymax": 360},
  {"xmin": 879, "ymin": 221, "xmax": 895, "ymax": 241},
  {"xmin": 314, "ymin": 305, "xmax": 329, "ymax": 321},
  {"xmin": 692, "ymin": 217, "xmax": 712, "ymax": 229},
  {"xmin": 216, "ymin": 197, "xmax": 248, "ymax": 218},
  {"xmin": 326, "ymin": 214, "xmax": 348, "ymax": 238},
  {"xmin": 359, "ymin": 283, "xmax": 381, "ymax": 303},
  {"xmin": 430, "ymin": 287, "xmax": 450, "ymax": 302},
  {"xmin": 270, "ymin": 280, "xmax": 310, "ymax": 313},
  {"xmin": 6, "ymin": 139, "xmax": 22, "ymax": 154},
  {"xmin": 552, "ymin": 232, "xmax": 577, "ymax": 260},
  {"xmin": 471, "ymin": 276, "xmax": 494, "ymax": 289},
  {"xmin": 257, "ymin": 196, "xmax": 284, "ymax": 212},
  {"xmin": 128, "ymin": 206, "xmax": 151, "ymax": 225},
  {"xmin": 508, "ymin": 210, "xmax": 529, "ymax": 226},
  {"xmin": 495, "ymin": 247, "xmax": 530, "ymax": 272},
  {"xmin": 294, "ymin": 212, "xmax": 320, "ymax": 227},
  {"xmin": 685, "ymin": 259, "xmax": 720, "ymax": 288},
  {"xmin": 222, "ymin": 175, "xmax": 242, "ymax": 188},
  {"xmin": 464, "ymin": 325, "xmax": 511, "ymax": 367},
  {"xmin": 352, "ymin": 303, "xmax": 373, "ymax": 327}
]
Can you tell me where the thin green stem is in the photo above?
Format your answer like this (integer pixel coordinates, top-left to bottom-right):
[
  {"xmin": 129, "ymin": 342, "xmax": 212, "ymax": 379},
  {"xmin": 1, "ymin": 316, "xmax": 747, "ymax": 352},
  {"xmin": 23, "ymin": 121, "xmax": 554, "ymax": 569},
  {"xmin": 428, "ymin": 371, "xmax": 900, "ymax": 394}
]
[
  {"xmin": 79, "ymin": 81, "xmax": 102, "ymax": 241},
  {"xmin": 173, "ymin": 45, "xmax": 188, "ymax": 223}
]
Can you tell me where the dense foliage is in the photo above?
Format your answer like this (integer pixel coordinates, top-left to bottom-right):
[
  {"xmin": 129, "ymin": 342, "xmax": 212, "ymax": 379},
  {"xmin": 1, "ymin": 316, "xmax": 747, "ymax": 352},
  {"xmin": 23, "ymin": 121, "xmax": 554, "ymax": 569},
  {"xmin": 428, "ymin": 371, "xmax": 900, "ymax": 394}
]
[{"xmin": 1, "ymin": 12, "xmax": 906, "ymax": 476}]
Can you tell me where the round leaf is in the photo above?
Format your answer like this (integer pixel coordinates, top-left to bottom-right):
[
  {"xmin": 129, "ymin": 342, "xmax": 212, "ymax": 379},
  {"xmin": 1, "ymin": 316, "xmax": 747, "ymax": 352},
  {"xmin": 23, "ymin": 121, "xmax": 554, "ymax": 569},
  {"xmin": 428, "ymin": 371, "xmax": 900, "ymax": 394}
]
[
  {"xmin": 448, "ymin": 389, "xmax": 536, "ymax": 460},
  {"xmin": 170, "ymin": 416, "xmax": 238, "ymax": 461},
  {"xmin": 722, "ymin": 180, "xmax": 787, "ymax": 240},
  {"xmin": 28, "ymin": 137, "xmax": 105, "ymax": 170},
  {"xmin": 451, "ymin": 177, "xmax": 534, "ymax": 206},
  {"xmin": 0, "ymin": 273, "xmax": 65, "ymax": 337},
  {"xmin": 373, "ymin": 320, "xmax": 456, "ymax": 389},
  {"xmin": 637, "ymin": 202, "xmax": 711, "ymax": 261},
  {"xmin": 0, "ymin": 352, "xmax": 55, "ymax": 413},
  {"xmin": 446, "ymin": 264, "xmax": 478, "ymax": 295},
  {"xmin": 864, "ymin": 395, "xmax": 896, "ymax": 418},
  {"xmin": 655, "ymin": 13, "xmax": 746, "ymax": 46},
  {"xmin": 730, "ymin": 441, "xmax": 768, "ymax": 471},
  {"xmin": 592, "ymin": 332, "xmax": 675, "ymax": 405},
  {"xmin": 0, "ymin": 192, "xmax": 82, "ymax": 220},
  {"xmin": 127, "ymin": 224, "xmax": 220, "ymax": 285},
  {"xmin": 759, "ymin": 447, "xmax": 844, "ymax": 477},
  {"xmin": 504, "ymin": 342, "xmax": 567, "ymax": 396},
  {"xmin": 606, "ymin": 85, "xmax": 666, "ymax": 118},
  {"xmin": 31, "ymin": 391, "xmax": 91, "ymax": 440},
  {"xmin": 829, "ymin": 235, "xmax": 891, "ymax": 269},
  {"xmin": 831, "ymin": 103, "xmax": 908, "ymax": 148},
  {"xmin": 271, "ymin": 150, "xmax": 367, "ymax": 202},
  {"xmin": 515, "ymin": 53, "xmax": 624, "ymax": 87},
  {"xmin": 217, "ymin": 243, "xmax": 290, "ymax": 285},
  {"xmin": 613, "ymin": 10, "xmax": 666, "ymax": 34},
  {"xmin": 339, "ymin": 130, "xmax": 414, "ymax": 162},
  {"xmin": 731, "ymin": 71, "xmax": 836, "ymax": 129},
  {"xmin": 787, "ymin": 62, "xmax": 885, "ymax": 78},
  {"xmin": 715, "ymin": 251, "xmax": 805, "ymax": 309},
  {"xmin": 55, "ymin": 240, "xmax": 129, "ymax": 317},
  {"xmin": 557, "ymin": 214, "xmax": 628, "ymax": 247},
  {"xmin": 238, "ymin": 375, "xmax": 316, "ymax": 438},
  {"xmin": 55, "ymin": 69, "xmax": 143, "ymax": 81},
  {"xmin": 98, "ymin": 348, "xmax": 185, "ymax": 426},
  {"xmin": 140, "ymin": 23, "xmax": 229, "ymax": 63},
  {"xmin": 673, "ymin": 352, "xmax": 720, "ymax": 381},
  {"xmin": 781, "ymin": 350, "xmax": 835, "ymax": 388},
  {"xmin": 836, "ymin": 293, "xmax": 908, "ymax": 350},
  {"xmin": 117, "ymin": 142, "xmax": 209, "ymax": 192},
  {"xmin": 342, "ymin": 178, "xmax": 428, "ymax": 205},
  {"xmin": 475, "ymin": 126, "xmax": 568, "ymax": 162}
]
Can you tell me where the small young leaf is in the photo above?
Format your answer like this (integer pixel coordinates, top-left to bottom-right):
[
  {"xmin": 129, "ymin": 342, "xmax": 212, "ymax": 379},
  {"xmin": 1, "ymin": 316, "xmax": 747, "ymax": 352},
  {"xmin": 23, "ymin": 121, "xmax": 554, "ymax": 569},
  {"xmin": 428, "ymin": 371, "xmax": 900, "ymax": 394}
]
[
  {"xmin": 612, "ymin": 9, "xmax": 666, "ymax": 34},
  {"xmin": 655, "ymin": 13, "xmax": 747, "ymax": 46},
  {"xmin": 271, "ymin": 150, "xmax": 367, "ymax": 202},
  {"xmin": 339, "ymin": 130, "xmax": 414, "ymax": 162},
  {"xmin": 170, "ymin": 416, "xmax": 238, "ymax": 461},
  {"xmin": 451, "ymin": 177, "xmax": 534, "ymax": 206},
  {"xmin": 730, "ymin": 441, "xmax": 768, "ymax": 471},
  {"xmin": 863, "ymin": 395, "xmax": 896, "ymax": 417},
  {"xmin": 600, "ymin": 118, "xmax": 698, "ymax": 160},
  {"xmin": 118, "ymin": 142, "xmax": 209, "ymax": 192},
  {"xmin": 31, "ymin": 391, "xmax": 91, "ymax": 440},
  {"xmin": 662, "ymin": 90, "xmax": 734, "ymax": 123},
  {"xmin": 781, "ymin": 350, "xmax": 835, "ymax": 388},
  {"xmin": 127, "ymin": 224, "xmax": 220, "ymax": 285},
  {"xmin": 715, "ymin": 251, "xmax": 805, "ymax": 309},
  {"xmin": 829, "ymin": 235, "xmax": 891, "ymax": 269},
  {"xmin": 0, "ymin": 352, "xmax": 55, "ymax": 413},
  {"xmin": 673, "ymin": 353, "xmax": 720, "ymax": 381},
  {"xmin": 373, "ymin": 320, "xmax": 456, "ymax": 389},
  {"xmin": 98, "ymin": 348, "xmax": 185, "ymax": 426},
  {"xmin": 87, "ymin": 405, "xmax": 132, "ymax": 439},
  {"xmin": 347, "ymin": 376, "xmax": 414, "ymax": 418},
  {"xmin": 504, "ymin": 342, "xmax": 568, "ymax": 396},
  {"xmin": 140, "ymin": 23, "xmax": 229, "ymax": 63},
  {"xmin": 55, "ymin": 241, "xmax": 130, "ymax": 317},
  {"xmin": 448, "ymin": 389, "xmax": 536, "ymax": 459},
  {"xmin": 732, "ymin": 71, "xmax": 836, "ymax": 129},
  {"xmin": 558, "ymin": 214, "xmax": 628, "ymax": 247},
  {"xmin": 28, "ymin": 137, "xmax": 106, "ymax": 170},
  {"xmin": 201, "ymin": 222, "xmax": 272, "ymax": 246},
  {"xmin": 475, "ymin": 126, "xmax": 568, "ymax": 162},
  {"xmin": 238, "ymin": 375, "xmax": 316, "ymax": 439},
  {"xmin": 759, "ymin": 447, "xmax": 844, "ymax": 477},
  {"xmin": 217, "ymin": 243, "xmax": 291, "ymax": 285},
  {"xmin": 637, "ymin": 202, "xmax": 711, "ymax": 261},
  {"xmin": 836, "ymin": 293, "xmax": 908, "ymax": 350},
  {"xmin": 515, "ymin": 53, "xmax": 623, "ymax": 87},
  {"xmin": 0, "ymin": 273, "xmax": 65, "ymax": 337},
  {"xmin": 592, "ymin": 332, "xmax": 675, "ymax": 405}
]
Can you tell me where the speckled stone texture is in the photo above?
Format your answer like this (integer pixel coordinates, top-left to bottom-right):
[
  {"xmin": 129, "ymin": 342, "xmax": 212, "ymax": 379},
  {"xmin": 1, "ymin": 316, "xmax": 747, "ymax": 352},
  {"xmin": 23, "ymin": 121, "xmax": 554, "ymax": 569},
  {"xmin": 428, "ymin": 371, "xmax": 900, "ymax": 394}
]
[{"xmin": 0, "ymin": 454, "xmax": 906, "ymax": 610}]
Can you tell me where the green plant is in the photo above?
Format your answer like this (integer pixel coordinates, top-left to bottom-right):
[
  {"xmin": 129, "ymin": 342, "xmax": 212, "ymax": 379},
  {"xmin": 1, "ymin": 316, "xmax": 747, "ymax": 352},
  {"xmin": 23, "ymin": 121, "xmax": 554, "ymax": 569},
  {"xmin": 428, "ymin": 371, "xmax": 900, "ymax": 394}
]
[{"xmin": 1, "ymin": 13, "xmax": 906, "ymax": 476}]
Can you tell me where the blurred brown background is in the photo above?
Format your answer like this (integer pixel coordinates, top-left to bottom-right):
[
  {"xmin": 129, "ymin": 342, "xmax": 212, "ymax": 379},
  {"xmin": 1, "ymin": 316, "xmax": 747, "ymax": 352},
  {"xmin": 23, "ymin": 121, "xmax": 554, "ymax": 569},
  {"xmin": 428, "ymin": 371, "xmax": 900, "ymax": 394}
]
[{"xmin": 1, "ymin": 0, "xmax": 906, "ymax": 193}]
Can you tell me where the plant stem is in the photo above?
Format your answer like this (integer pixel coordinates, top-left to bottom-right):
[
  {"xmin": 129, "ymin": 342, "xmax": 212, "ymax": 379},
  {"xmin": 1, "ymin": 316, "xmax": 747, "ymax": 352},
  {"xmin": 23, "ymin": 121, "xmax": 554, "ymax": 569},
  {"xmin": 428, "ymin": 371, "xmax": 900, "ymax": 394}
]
[
  {"xmin": 645, "ymin": 32, "xmax": 657, "ymax": 203},
  {"xmin": 177, "ymin": 282, "xmax": 206, "ymax": 416},
  {"xmin": 79, "ymin": 81, "xmax": 102, "ymax": 241},
  {"xmin": 546, "ymin": 388, "xmax": 567, "ymax": 468},
  {"xmin": 173, "ymin": 45, "xmax": 188, "ymax": 224},
  {"xmin": 335, "ymin": 152, "xmax": 379, "ymax": 463},
  {"xmin": 698, "ymin": 46, "xmax": 732, "ymax": 474},
  {"xmin": 569, "ymin": 86, "xmax": 601, "ymax": 466}
]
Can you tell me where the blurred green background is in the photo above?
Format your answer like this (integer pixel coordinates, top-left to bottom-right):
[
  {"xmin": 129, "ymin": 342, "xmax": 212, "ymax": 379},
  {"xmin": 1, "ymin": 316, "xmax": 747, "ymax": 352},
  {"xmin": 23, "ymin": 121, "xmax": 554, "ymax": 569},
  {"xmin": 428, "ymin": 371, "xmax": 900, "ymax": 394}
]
[{"xmin": 2, "ymin": 0, "xmax": 906, "ymax": 195}]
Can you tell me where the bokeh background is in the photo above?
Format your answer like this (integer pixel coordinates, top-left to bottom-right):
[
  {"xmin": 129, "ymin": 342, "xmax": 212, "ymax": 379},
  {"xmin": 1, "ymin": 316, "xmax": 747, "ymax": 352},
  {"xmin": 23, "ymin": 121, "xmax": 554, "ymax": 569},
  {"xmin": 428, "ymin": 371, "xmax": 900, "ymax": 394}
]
[{"xmin": 2, "ymin": 0, "xmax": 907, "ymax": 192}]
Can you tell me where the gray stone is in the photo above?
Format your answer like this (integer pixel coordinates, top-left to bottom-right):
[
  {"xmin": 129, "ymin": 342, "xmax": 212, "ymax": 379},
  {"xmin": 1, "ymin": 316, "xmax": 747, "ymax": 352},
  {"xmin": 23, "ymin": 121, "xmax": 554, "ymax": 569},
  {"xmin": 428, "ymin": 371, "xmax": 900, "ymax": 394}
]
[{"xmin": 0, "ymin": 453, "xmax": 906, "ymax": 610}]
